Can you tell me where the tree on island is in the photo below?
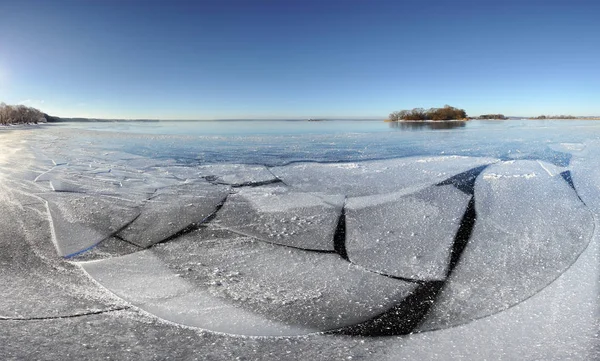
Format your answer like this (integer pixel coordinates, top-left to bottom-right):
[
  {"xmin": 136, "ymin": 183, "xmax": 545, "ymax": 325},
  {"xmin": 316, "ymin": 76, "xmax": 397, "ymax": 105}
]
[
  {"xmin": 478, "ymin": 114, "xmax": 507, "ymax": 120},
  {"xmin": 534, "ymin": 115, "xmax": 577, "ymax": 119},
  {"xmin": 388, "ymin": 105, "xmax": 467, "ymax": 121},
  {"xmin": 0, "ymin": 103, "xmax": 47, "ymax": 125}
]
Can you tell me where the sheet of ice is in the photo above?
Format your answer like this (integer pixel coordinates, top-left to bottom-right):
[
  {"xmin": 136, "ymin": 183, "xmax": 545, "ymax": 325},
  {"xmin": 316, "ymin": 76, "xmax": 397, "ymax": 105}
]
[
  {"xmin": 270, "ymin": 156, "xmax": 497, "ymax": 196},
  {"xmin": 503, "ymin": 147, "xmax": 572, "ymax": 167},
  {"xmin": 47, "ymin": 173, "xmax": 131, "ymax": 196},
  {"xmin": 49, "ymin": 178, "xmax": 87, "ymax": 193},
  {"xmin": 383, "ymin": 221, "xmax": 600, "ymax": 361},
  {"xmin": 0, "ymin": 144, "xmax": 52, "ymax": 181},
  {"xmin": 69, "ymin": 236, "xmax": 142, "ymax": 262},
  {"xmin": 196, "ymin": 164, "xmax": 278, "ymax": 186},
  {"xmin": 148, "ymin": 228, "xmax": 419, "ymax": 334},
  {"xmin": 80, "ymin": 250, "xmax": 318, "ymax": 336},
  {"xmin": 214, "ymin": 186, "xmax": 344, "ymax": 250},
  {"xmin": 145, "ymin": 165, "xmax": 203, "ymax": 181},
  {"xmin": 39, "ymin": 193, "xmax": 140, "ymax": 257},
  {"xmin": 108, "ymin": 156, "xmax": 180, "ymax": 170},
  {"xmin": 0, "ymin": 185, "xmax": 125, "ymax": 319},
  {"xmin": 41, "ymin": 165, "xmax": 176, "ymax": 201},
  {"xmin": 549, "ymin": 142, "xmax": 587, "ymax": 154},
  {"xmin": 419, "ymin": 160, "xmax": 594, "ymax": 330},
  {"xmin": 346, "ymin": 185, "xmax": 470, "ymax": 281},
  {"xmin": 569, "ymin": 140, "xmax": 600, "ymax": 211},
  {"xmin": 117, "ymin": 181, "xmax": 230, "ymax": 248},
  {"xmin": 4, "ymin": 121, "xmax": 600, "ymax": 359}
]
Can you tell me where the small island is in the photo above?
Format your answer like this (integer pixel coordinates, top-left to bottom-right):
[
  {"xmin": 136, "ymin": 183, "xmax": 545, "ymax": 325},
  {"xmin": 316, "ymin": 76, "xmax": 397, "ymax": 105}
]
[
  {"xmin": 387, "ymin": 105, "xmax": 468, "ymax": 122},
  {"xmin": 386, "ymin": 106, "xmax": 600, "ymax": 122},
  {"xmin": 477, "ymin": 114, "xmax": 508, "ymax": 120}
]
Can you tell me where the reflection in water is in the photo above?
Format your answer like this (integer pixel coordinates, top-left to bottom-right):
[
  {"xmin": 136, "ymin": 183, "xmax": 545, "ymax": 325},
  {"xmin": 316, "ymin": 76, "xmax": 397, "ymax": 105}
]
[{"xmin": 389, "ymin": 121, "xmax": 467, "ymax": 131}]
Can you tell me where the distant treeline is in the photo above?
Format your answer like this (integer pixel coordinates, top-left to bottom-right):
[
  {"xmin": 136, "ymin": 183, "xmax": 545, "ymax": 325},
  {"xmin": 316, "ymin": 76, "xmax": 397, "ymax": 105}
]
[
  {"xmin": 477, "ymin": 114, "xmax": 507, "ymax": 120},
  {"xmin": 388, "ymin": 105, "xmax": 467, "ymax": 121},
  {"xmin": 533, "ymin": 115, "xmax": 577, "ymax": 119},
  {"xmin": 0, "ymin": 103, "xmax": 47, "ymax": 125},
  {"xmin": 47, "ymin": 116, "xmax": 159, "ymax": 122}
]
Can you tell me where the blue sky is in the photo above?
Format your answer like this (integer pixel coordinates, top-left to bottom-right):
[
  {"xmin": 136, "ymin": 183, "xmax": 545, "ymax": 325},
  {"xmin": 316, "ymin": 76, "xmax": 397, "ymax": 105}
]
[{"xmin": 0, "ymin": 0, "xmax": 598, "ymax": 119}]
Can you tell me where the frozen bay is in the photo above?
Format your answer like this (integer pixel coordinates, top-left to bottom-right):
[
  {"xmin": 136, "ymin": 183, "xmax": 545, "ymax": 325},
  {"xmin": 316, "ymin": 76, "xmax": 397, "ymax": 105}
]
[{"xmin": 1, "ymin": 119, "xmax": 599, "ymax": 360}]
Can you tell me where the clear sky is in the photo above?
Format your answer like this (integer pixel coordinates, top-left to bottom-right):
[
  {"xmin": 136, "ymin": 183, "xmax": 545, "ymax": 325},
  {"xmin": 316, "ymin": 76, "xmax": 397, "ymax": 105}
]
[{"xmin": 0, "ymin": 0, "xmax": 598, "ymax": 119}]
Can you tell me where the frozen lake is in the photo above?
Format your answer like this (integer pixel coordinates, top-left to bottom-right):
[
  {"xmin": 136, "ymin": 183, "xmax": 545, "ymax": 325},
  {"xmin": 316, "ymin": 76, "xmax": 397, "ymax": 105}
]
[
  {"xmin": 1, "ymin": 119, "xmax": 599, "ymax": 360},
  {"xmin": 46, "ymin": 119, "xmax": 599, "ymax": 165}
]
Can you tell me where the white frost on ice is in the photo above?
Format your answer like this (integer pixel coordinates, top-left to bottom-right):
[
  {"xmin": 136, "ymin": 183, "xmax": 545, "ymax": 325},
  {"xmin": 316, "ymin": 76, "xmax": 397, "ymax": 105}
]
[
  {"xmin": 346, "ymin": 185, "xmax": 470, "ymax": 281},
  {"xmin": 271, "ymin": 156, "xmax": 498, "ymax": 197},
  {"xmin": 214, "ymin": 186, "xmax": 343, "ymax": 250},
  {"xmin": 420, "ymin": 160, "xmax": 593, "ymax": 330}
]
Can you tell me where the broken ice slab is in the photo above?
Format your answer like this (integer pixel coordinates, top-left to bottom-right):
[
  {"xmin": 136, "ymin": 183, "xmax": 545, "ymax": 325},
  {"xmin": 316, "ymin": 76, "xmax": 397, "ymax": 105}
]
[
  {"xmin": 0, "ymin": 188, "xmax": 125, "ymax": 318},
  {"xmin": 39, "ymin": 193, "xmax": 140, "ymax": 257},
  {"xmin": 385, "ymin": 230, "xmax": 600, "ymax": 360},
  {"xmin": 346, "ymin": 185, "xmax": 471, "ymax": 281},
  {"xmin": 158, "ymin": 230, "xmax": 417, "ymax": 333},
  {"xmin": 569, "ymin": 141, "xmax": 600, "ymax": 210},
  {"xmin": 48, "ymin": 175, "xmax": 157, "ymax": 204},
  {"xmin": 549, "ymin": 142, "xmax": 587, "ymax": 154},
  {"xmin": 504, "ymin": 147, "xmax": 572, "ymax": 167},
  {"xmin": 41, "ymin": 164, "xmax": 179, "ymax": 202},
  {"xmin": 96, "ymin": 228, "xmax": 420, "ymax": 335},
  {"xmin": 143, "ymin": 163, "xmax": 278, "ymax": 186},
  {"xmin": 39, "ymin": 165, "xmax": 129, "ymax": 191},
  {"xmin": 80, "ymin": 250, "xmax": 316, "ymax": 336},
  {"xmin": 49, "ymin": 178, "xmax": 87, "ymax": 193},
  {"xmin": 101, "ymin": 155, "xmax": 180, "ymax": 170},
  {"xmin": 145, "ymin": 165, "xmax": 202, "ymax": 181},
  {"xmin": 68, "ymin": 236, "xmax": 142, "ymax": 262},
  {"xmin": 214, "ymin": 186, "xmax": 344, "ymax": 250},
  {"xmin": 50, "ymin": 159, "xmax": 69, "ymax": 166},
  {"xmin": 270, "ymin": 156, "xmax": 497, "ymax": 197},
  {"xmin": 117, "ymin": 181, "xmax": 230, "ymax": 248},
  {"xmin": 196, "ymin": 164, "xmax": 279, "ymax": 186},
  {"xmin": 419, "ymin": 160, "xmax": 594, "ymax": 330}
]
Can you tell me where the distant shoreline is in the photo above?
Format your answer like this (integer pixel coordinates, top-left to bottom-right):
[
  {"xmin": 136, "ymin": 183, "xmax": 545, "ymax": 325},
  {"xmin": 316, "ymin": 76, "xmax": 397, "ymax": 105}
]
[
  {"xmin": 521, "ymin": 117, "xmax": 600, "ymax": 120},
  {"xmin": 386, "ymin": 117, "xmax": 600, "ymax": 122},
  {"xmin": 45, "ymin": 117, "xmax": 385, "ymax": 123},
  {"xmin": 4, "ymin": 114, "xmax": 600, "ymax": 126}
]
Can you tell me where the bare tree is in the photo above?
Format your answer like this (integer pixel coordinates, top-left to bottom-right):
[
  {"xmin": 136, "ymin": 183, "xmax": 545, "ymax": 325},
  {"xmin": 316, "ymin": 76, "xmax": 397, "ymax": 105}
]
[{"xmin": 0, "ymin": 102, "xmax": 46, "ymax": 125}]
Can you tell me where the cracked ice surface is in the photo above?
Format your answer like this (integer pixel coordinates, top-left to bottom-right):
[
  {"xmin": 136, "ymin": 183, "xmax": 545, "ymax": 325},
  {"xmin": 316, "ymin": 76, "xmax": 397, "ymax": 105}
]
[
  {"xmin": 69, "ymin": 236, "xmax": 142, "ymax": 262},
  {"xmin": 75, "ymin": 249, "xmax": 316, "ymax": 334},
  {"xmin": 214, "ymin": 186, "xmax": 344, "ymax": 250},
  {"xmin": 196, "ymin": 164, "xmax": 278, "ymax": 186},
  {"xmin": 117, "ymin": 181, "xmax": 230, "ymax": 248},
  {"xmin": 149, "ymin": 228, "xmax": 419, "ymax": 333},
  {"xmin": 39, "ymin": 192, "xmax": 140, "ymax": 257},
  {"xmin": 0, "ymin": 183, "xmax": 125, "ymax": 319},
  {"xmin": 146, "ymin": 163, "xmax": 278, "ymax": 186},
  {"xmin": 83, "ymin": 234, "xmax": 418, "ymax": 335},
  {"xmin": 346, "ymin": 185, "xmax": 471, "ymax": 281},
  {"xmin": 419, "ymin": 160, "xmax": 594, "ymax": 330},
  {"xmin": 45, "ymin": 166, "xmax": 173, "ymax": 198},
  {"xmin": 2, "ymin": 122, "xmax": 600, "ymax": 359},
  {"xmin": 271, "ymin": 156, "xmax": 497, "ymax": 196}
]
